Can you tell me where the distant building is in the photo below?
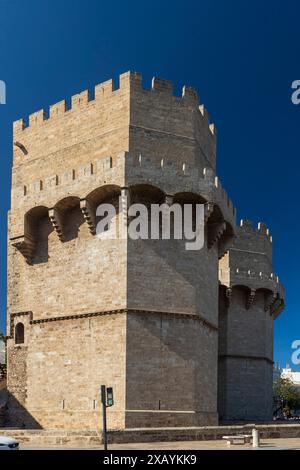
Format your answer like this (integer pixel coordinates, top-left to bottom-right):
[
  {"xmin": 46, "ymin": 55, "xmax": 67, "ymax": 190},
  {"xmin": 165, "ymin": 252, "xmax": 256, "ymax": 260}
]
[{"xmin": 281, "ymin": 366, "xmax": 300, "ymax": 389}]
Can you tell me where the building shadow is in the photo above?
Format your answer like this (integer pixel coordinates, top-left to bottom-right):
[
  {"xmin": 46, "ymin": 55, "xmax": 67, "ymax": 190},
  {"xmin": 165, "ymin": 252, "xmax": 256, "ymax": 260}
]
[{"xmin": 0, "ymin": 387, "xmax": 42, "ymax": 429}]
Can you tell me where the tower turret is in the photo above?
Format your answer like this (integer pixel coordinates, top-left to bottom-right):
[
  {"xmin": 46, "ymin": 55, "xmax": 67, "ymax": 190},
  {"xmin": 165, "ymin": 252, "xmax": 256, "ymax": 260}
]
[
  {"xmin": 7, "ymin": 72, "xmax": 236, "ymax": 429},
  {"xmin": 218, "ymin": 219, "xmax": 284, "ymax": 421}
]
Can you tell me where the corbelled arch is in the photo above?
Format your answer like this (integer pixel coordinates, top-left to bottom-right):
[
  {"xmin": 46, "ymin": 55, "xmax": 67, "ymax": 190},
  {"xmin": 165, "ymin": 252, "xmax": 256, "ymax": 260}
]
[
  {"xmin": 255, "ymin": 287, "xmax": 278, "ymax": 314},
  {"xmin": 174, "ymin": 193, "xmax": 234, "ymax": 256},
  {"xmin": 49, "ymin": 196, "xmax": 82, "ymax": 242},
  {"xmin": 128, "ymin": 184, "xmax": 166, "ymax": 239},
  {"xmin": 129, "ymin": 183, "xmax": 165, "ymax": 205},
  {"xmin": 173, "ymin": 191, "xmax": 207, "ymax": 204},
  {"xmin": 231, "ymin": 284, "xmax": 253, "ymax": 309},
  {"xmin": 24, "ymin": 205, "xmax": 50, "ymax": 237},
  {"xmin": 86, "ymin": 184, "xmax": 122, "ymax": 204},
  {"xmin": 83, "ymin": 184, "xmax": 122, "ymax": 236},
  {"xmin": 22, "ymin": 205, "xmax": 52, "ymax": 263}
]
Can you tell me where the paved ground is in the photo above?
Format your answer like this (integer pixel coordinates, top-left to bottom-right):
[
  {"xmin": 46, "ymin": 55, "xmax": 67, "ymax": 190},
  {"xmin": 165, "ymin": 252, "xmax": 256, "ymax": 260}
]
[{"xmin": 20, "ymin": 438, "xmax": 300, "ymax": 450}]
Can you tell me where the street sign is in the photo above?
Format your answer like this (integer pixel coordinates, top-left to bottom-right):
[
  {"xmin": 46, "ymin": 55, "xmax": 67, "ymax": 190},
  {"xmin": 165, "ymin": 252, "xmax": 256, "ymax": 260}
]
[
  {"xmin": 106, "ymin": 387, "xmax": 114, "ymax": 407},
  {"xmin": 100, "ymin": 384, "xmax": 114, "ymax": 450}
]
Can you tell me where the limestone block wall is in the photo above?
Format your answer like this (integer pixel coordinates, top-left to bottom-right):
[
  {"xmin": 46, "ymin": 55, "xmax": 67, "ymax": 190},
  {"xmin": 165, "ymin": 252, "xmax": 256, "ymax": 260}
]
[
  {"xmin": 8, "ymin": 219, "xmax": 127, "ymax": 320},
  {"xmin": 218, "ymin": 356, "xmax": 273, "ymax": 421},
  {"xmin": 218, "ymin": 288, "xmax": 274, "ymax": 421},
  {"xmin": 218, "ymin": 220, "xmax": 284, "ymax": 422},
  {"xmin": 219, "ymin": 289, "xmax": 274, "ymax": 359},
  {"xmin": 12, "ymin": 73, "xmax": 132, "ymax": 175},
  {"xmin": 224, "ymin": 220, "xmax": 273, "ymax": 273},
  {"xmin": 11, "ymin": 71, "xmax": 288, "ymax": 431},
  {"xmin": 127, "ymin": 236, "xmax": 219, "ymax": 325},
  {"xmin": 128, "ymin": 74, "xmax": 216, "ymax": 172},
  {"xmin": 125, "ymin": 311, "xmax": 218, "ymax": 428},
  {"xmin": 7, "ymin": 313, "xmax": 127, "ymax": 429}
]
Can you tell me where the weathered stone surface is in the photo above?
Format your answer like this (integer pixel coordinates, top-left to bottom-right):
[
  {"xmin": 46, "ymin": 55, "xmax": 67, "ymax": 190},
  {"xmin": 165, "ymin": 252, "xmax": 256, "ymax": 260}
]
[
  {"xmin": 218, "ymin": 221, "xmax": 285, "ymax": 421},
  {"xmin": 6, "ymin": 72, "xmax": 284, "ymax": 430},
  {"xmin": 0, "ymin": 424, "xmax": 299, "ymax": 445}
]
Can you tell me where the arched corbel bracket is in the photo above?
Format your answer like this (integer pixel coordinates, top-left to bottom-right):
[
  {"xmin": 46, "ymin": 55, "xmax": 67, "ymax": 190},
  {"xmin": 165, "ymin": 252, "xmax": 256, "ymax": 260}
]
[
  {"xmin": 270, "ymin": 295, "xmax": 284, "ymax": 317},
  {"xmin": 80, "ymin": 199, "xmax": 96, "ymax": 235},
  {"xmin": 246, "ymin": 288, "xmax": 256, "ymax": 310},
  {"xmin": 49, "ymin": 208, "xmax": 64, "ymax": 242},
  {"xmin": 225, "ymin": 287, "xmax": 232, "ymax": 307},
  {"xmin": 204, "ymin": 202, "xmax": 214, "ymax": 223},
  {"xmin": 264, "ymin": 292, "xmax": 277, "ymax": 312},
  {"xmin": 208, "ymin": 221, "xmax": 226, "ymax": 249},
  {"xmin": 11, "ymin": 234, "xmax": 36, "ymax": 264},
  {"xmin": 120, "ymin": 187, "xmax": 131, "ymax": 228},
  {"xmin": 165, "ymin": 194, "xmax": 174, "ymax": 206}
]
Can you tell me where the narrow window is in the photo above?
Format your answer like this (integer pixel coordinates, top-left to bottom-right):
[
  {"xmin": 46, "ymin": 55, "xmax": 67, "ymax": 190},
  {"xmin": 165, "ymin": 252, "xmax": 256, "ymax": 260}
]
[{"xmin": 15, "ymin": 323, "xmax": 24, "ymax": 344}]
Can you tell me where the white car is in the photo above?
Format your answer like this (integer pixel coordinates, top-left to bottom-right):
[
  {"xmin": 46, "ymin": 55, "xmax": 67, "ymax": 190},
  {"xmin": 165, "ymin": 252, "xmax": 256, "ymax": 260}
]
[{"xmin": 0, "ymin": 436, "xmax": 19, "ymax": 450}]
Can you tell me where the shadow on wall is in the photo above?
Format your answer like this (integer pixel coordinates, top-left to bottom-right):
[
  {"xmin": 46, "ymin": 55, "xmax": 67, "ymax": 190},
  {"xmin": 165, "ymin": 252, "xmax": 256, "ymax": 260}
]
[
  {"xmin": 0, "ymin": 377, "xmax": 6, "ymax": 427},
  {"xmin": 0, "ymin": 387, "xmax": 42, "ymax": 429}
]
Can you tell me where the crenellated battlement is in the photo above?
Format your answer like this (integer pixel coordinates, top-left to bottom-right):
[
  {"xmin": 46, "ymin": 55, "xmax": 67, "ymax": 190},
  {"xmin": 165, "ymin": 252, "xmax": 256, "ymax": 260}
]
[
  {"xmin": 13, "ymin": 71, "xmax": 216, "ymax": 137},
  {"xmin": 14, "ymin": 72, "xmax": 216, "ymax": 135},
  {"xmin": 13, "ymin": 71, "xmax": 135, "ymax": 133},
  {"xmin": 213, "ymin": 176, "xmax": 236, "ymax": 219},
  {"xmin": 7, "ymin": 71, "xmax": 285, "ymax": 430},
  {"xmin": 239, "ymin": 219, "xmax": 272, "ymax": 242},
  {"xmin": 11, "ymin": 149, "xmax": 236, "ymax": 233},
  {"xmin": 226, "ymin": 218, "xmax": 274, "ymax": 268},
  {"xmin": 219, "ymin": 266, "xmax": 284, "ymax": 291},
  {"xmin": 218, "ymin": 216, "xmax": 284, "ymax": 316},
  {"xmin": 219, "ymin": 265, "xmax": 285, "ymax": 317}
]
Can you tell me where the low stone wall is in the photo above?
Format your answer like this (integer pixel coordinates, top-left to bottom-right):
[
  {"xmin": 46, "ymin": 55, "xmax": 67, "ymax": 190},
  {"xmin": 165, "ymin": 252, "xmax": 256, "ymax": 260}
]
[
  {"xmin": 0, "ymin": 429, "xmax": 102, "ymax": 447},
  {"xmin": 0, "ymin": 424, "xmax": 300, "ymax": 446},
  {"xmin": 112, "ymin": 424, "xmax": 300, "ymax": 443}
]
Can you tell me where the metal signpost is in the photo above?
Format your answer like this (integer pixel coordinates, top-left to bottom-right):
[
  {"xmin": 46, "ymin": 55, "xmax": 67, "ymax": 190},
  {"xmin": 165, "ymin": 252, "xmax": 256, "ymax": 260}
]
[{"xmin": 100, "ymin": 385, "xmax": 114, "ymax": 451}]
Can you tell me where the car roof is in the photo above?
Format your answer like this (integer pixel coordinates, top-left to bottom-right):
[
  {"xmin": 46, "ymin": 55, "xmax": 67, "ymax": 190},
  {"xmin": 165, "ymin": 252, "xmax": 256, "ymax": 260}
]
[{"xmin": 0, "ymin": 436, "xmax": 18, "ymax": 444}]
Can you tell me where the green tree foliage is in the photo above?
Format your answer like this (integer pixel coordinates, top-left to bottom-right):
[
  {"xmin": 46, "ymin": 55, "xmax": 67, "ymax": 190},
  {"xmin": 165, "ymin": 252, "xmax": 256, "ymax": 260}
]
[{"xmin": 273, "ymin": 378, "xmax": 300, "ymax": 416}]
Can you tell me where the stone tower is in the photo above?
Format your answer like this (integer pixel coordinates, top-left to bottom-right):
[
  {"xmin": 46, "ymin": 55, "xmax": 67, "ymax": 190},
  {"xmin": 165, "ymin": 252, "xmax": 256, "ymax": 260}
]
[
  {"xmin": 218, "ymin": 220, "xmax": 285, "ymax": 421},
  {"xmin": 6, "ymin": 71, "xmax": 283, "ymax": 430}
]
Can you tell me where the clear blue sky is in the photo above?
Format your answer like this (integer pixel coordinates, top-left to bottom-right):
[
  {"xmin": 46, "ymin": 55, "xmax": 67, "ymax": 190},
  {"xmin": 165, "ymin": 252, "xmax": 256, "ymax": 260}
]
[{"xmin": 0, "ymin": 0, "xmax": 299, "ymax": 369}]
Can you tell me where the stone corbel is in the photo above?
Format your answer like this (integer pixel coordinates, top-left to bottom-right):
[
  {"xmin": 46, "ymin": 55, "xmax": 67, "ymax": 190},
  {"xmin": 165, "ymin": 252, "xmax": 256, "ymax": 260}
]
[
  {"xmin": 11, "ymin": 234, "xmax": 36, "ymax": 264},
  {"xmin": 49, "ymin": 208, "xmax": 64, "ymax": 242},
  {"xmin": 208, "ymin": 221, "xmax": 226, "ymax": 249},
  {"xmin": 270, "ymin": 295, "xmax": 284, "ymax": 317},
  {"xmin": 264, "ymin": 292, "xmax": 277, "ymax": 312},
  {"xmin": 246, "ymin": 288, "xmax": 256, "ymax": 310},
  {"xmin": 218, "ymin": 244, "xmax": 228, "ymax": 260},
  {"xmin": 161, "ymin": 195, "xmax": 174, "ymax": 239},
  {"xmin": 165, "ymin": 195, "xmax": 174, "ymax": 206},
  {"xmin": 204, "ymin": 202, "xmax": 214, "ymax": 223},
  {"xmin": 120, "ymin": 187, "xmax": 130, "ymax": 230},
  {"xmin": 80, "ymin": 199, "xmax": 96, "ymax": 235},
  {"xmin": 225, "ymin": 287, "xmax": 232, "ymax": 307}
]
